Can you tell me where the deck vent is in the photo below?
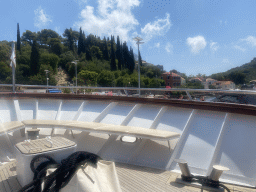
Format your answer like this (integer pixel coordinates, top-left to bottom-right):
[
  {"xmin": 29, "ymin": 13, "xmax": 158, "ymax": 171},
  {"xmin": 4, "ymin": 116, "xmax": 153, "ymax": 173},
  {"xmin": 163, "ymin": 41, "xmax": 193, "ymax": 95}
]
[
  {"xmin": 208, "ymin": 165, "xmax": 230, "ymax": 182},
  {"xmin": 120, "ymin": 136, "xmax": 137, "ymax": 143},
  {"xmin": 175, "ymin": 159, "xmax": 191, "ymax": 179}
]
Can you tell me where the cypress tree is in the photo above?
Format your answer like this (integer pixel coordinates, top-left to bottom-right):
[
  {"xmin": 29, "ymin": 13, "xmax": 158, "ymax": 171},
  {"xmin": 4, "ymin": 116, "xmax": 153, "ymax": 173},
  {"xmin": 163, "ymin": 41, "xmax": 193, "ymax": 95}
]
[
  {"xmin": 82, "ymin": 31, "xmax": 86, "ymax": 53},
  {"xmin": 120, "ymin": 42, "xmax": 124, "ymax": 69},
  {"xmin": 122, "ymin": 42, "xmax": 129, "ymax": 69},
  {"xmin": 138, "ymin": 50, "xmax": 142, "ymax": 67},
  {"xmin": 78, "ymin": 27, "xmax": 83, "ymax": 55},
  {"xmin": 103, "ymin": 37, "xmax": 109, "ymax": 60},
  {"xmin": 84, "ymin": 36, "xmax": 92, "ymax": 60},
  {"xmin": 110, "ymin": 36, "xmax": 116, "ymax": 71},
  {"xmin": 130, "ymin": 47, "xmax": 135, "ymax": 72},
  {"xmin": 30, "ymin": 39, "xmax": 40, "ymax": 75},
  {"xmin": 116, "ymin": 36, "xmax": 121, "ymax": 70},
  {"xmin": 17, "ymin": 23, "xmax": 21, "ymax": 52}
]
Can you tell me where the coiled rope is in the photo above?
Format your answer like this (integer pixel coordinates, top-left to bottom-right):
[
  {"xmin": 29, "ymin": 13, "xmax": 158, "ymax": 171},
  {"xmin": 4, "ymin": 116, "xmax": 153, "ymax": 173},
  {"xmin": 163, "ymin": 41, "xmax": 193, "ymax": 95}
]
[
  {"xmin": 19, "ymin": 151, "xmax": 101, "ymax": 192},
  {"xmin": 181, "ymin": 175, "xmax": 231, "ymax": 192}
]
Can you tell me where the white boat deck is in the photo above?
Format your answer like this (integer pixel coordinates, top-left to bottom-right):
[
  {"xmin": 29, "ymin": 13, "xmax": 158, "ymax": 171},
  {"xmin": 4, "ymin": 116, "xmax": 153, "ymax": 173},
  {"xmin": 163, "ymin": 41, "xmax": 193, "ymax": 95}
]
[
  {"xmin": 0, "ymin": 160, "xmax": 255, "ymax": 192},
  {"xmin": 0, "ymin": 95, "xmax": 256, "ymax": 189}
]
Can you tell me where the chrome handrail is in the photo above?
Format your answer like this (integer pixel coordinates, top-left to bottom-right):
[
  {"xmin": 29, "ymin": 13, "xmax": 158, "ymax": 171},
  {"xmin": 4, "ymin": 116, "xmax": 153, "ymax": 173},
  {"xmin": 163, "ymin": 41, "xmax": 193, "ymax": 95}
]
[{"xmin": 0, "ymin": 83, "xmax": 256, "ymax": 94}]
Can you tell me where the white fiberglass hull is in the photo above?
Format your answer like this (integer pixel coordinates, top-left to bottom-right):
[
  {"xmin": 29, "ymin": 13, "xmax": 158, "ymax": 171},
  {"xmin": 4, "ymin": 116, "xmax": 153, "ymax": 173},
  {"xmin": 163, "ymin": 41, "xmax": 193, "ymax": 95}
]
[{"xmin": 0, "ymin": 95, "xmax": 255, "ymax": 187}]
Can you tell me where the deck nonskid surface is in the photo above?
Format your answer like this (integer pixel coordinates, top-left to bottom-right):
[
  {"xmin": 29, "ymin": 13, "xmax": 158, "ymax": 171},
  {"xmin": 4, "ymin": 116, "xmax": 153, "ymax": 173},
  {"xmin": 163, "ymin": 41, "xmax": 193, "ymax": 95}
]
[{"xmin": 1, "ymin": 160, "xmax": 255, "ymax": 192}]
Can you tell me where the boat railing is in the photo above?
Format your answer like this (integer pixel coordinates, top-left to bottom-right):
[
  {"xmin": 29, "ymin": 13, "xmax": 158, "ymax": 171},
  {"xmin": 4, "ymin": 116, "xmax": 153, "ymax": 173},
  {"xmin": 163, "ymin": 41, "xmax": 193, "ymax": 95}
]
[{"xmin": 0, "ymin": 83, "xmax": 256, "ymax": 104}]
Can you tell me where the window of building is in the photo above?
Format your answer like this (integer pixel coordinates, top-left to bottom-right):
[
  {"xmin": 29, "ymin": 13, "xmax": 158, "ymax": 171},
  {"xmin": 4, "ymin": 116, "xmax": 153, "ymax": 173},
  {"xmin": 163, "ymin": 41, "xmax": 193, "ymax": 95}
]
[{"xmin": 167, "ymin": 76, "xmax": 170, "ymax": 79}]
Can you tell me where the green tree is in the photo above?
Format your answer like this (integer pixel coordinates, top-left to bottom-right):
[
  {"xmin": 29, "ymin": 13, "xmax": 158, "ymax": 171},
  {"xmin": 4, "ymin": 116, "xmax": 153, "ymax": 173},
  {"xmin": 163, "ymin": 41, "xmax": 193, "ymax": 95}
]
[
  {"xmin": 209, "ymin": 84, "xmax": 216, "ymax": 89},
  {"xmin": 0, "ymin": 41, "xmax": 11, "ymax": 61},
  {"xmin": 90, "ymin": 46, "xmax": 103, "ymax": 59},
  {"xmin": 30, "ymin": 39, "xmax": 40, "ymax": 75},
  {"xmin": 38, "ymin": 29, "xmax": 60, "ymax": 46},
  {"xmin": 39, "ymin": 53, "xmax": 59, "ymax": 74},
  {"xmin": 63, "ymin": 28, "xmax": 75, "ymax": 52},
  {"xmin": 59, "ymin": 51, "xmax": 75, "ymax": 69},
  {"xmin": 17, "ymin": 23, "xmax": 21, "ymax": 52},
  {"xmin": 228, "ymin": 72, "xmax": 246, "ymax": 85},
  {"xmin": 0, "ymin": 61, "xmax": 11, "ymax": 82},
  {"xmin": 102, "ymin": 37, "xmax": 109, "ymax": 60},
  {"xmin": 48, "ymin": 38, "xmax": 63, "ymax": 56},
  {"xmin": 148, "ymin": 78, "xmax": 161, "ymax": 88},
  {"xmin": 78, "ymin": 27, "xmax": 84, "ymax": 55},
  {"xmin": 129, "ymin": 47, "xmax": 135, "ymax": 73},
  {"xmin": 97, "ymin": 70, "xmax": 114, "ymax": 86},
  {"xmin": 110, "ymin": 35, "xmax": 116, "ymax": 71},
  {"xmin": 21, "ymin": 30, "xmax": 36, "ymax": 45},
  {"xmin": 116, "ymin": 36, "xmax": 121, "ymax": 70},
  {"xmin": 138, "ymin": 50, "xmax": 142, "ymax": 67},
  {"xmin": 78, "ymin": 70, "xmax": 98, "ymax": 86}
]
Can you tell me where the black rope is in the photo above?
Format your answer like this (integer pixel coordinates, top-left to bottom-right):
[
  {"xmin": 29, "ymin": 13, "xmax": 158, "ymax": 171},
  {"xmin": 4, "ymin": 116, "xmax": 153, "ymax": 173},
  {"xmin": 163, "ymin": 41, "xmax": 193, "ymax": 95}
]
[
  {"xmin": 19, "ymin": 151, "xmax": 101, "ymax": 192},
  {"xmin": 181, "ymin": 174, "xmax": 231, "ymax": 192}
]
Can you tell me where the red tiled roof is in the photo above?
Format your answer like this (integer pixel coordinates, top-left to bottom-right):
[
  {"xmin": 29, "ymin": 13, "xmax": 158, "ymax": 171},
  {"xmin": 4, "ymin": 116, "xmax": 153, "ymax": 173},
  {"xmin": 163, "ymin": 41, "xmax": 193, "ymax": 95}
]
[
  {"xmin": 212, "ymin": 81, "xmax": 234, "ymax": 85},
  {"xmin": 189, "ymin": 77, "xmax": 202, "ymax": 81},
  {"xmin": 162, "ymin": 72, "xmax": 180, "ymax": 77}
]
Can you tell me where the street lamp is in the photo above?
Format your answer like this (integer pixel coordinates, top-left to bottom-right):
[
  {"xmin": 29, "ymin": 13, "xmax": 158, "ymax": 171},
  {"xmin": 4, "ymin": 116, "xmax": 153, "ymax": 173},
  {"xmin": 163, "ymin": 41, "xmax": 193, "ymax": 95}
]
[
  {"xmin": 133, "ymin": 36, "xmax": 144, "ymax": 96},
  {"xmin": 71, "ymin": 60, "xmax": 79, "ymax": 94},
  {"xmin": 44, "ymin": 70, "xmax": 49, "ymax": 93}
]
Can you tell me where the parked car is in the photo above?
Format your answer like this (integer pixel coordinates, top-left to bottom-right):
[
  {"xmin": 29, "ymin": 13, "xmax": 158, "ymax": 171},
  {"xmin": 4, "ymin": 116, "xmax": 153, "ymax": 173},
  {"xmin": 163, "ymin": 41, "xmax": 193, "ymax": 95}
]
[
  {"xmin": 46, "ymin": 89, "xmax": 62, "ymax": 93},
  {"xmin": 214, "ymin": 93, "xmax": 256, "ymax": 105},
  {"xmin": 241, "ymin": 84, "xmax": 255, "ymax": 90}
]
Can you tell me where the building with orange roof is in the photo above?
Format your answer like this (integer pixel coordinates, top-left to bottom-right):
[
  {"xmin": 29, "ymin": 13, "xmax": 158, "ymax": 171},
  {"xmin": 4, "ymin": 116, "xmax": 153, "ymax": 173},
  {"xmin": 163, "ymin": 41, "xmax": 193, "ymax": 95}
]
[
  {"xmin": 212, "ymin": 81, "xmax": 235, "ymax": 90},
  {"xmin": 161, "ymin": 72, "xmax": 181, "ymax": 87}
]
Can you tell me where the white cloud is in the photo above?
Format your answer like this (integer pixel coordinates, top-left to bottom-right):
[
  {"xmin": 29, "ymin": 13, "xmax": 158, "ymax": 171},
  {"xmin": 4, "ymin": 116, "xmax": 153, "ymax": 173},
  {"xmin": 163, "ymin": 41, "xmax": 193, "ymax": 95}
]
[
  {"xmin": 75, "ymin": 0, "xmax": 140, "ymax": 42},
  {"xmin": 141, "ymin": 13, "xmax": 171, "ymax": 42},
  {"xmin": 242, "ymin": 36, "xmax": 256, "ymax": 47},
  {"xmin": 210, "ymin": 42, "xmax": 219, "ymax": 52},
  {"xmin": 165, "ymin": 42, "xmax": 173, "ymax": 54},
  {"xmin": 155, "ymin": 42, "xmax": 160, "ymax": 48},
  {"xmin": 187, "ymin": 36, "xmax": 207, "ymax": 53},
  {"xmin": 34, "ymin": 6, "xmax": 52, "ymax": 29},
  {"xmin": 234, "ymin": 45, "xmax": 246, "ymax": 52}
]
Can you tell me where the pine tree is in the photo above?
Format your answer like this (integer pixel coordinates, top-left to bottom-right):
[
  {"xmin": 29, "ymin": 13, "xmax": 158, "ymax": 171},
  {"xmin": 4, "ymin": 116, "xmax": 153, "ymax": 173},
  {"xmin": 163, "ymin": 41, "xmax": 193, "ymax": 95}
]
[
  {"xmin": 17, "ymin": 23, "xmax": 21, "ymax": 52},
  {"xmin": 63, "ymin": 28, "xmax": 74, "ymax": 52},
  {"xmin": 110, "ymin": 36, "xmax": 116, "ymax": 71},
  {"xmin": 30, "ymin": 39, "xmax": 40, "ymax": 75}
]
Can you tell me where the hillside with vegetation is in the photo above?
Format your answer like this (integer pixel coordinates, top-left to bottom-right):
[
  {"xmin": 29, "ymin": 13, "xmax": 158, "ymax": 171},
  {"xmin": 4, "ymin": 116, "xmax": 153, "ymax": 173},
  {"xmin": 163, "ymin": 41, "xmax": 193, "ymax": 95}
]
[
  {"xmin": 210, "ymin": 58, "xmax": 256, "ymax": 85},
  {"xmin": 0, "ymin": 24, "xmax": 164, "ymax": 89}
]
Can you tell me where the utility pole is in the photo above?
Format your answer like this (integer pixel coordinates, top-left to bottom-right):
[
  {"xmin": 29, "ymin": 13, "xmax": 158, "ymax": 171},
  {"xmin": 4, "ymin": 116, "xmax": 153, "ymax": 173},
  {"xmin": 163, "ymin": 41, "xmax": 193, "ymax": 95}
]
[
  {"xmin": 71, "ymin": 60, "xmax": 79, "ymax": 94},
  {"xmin": 44, "ymin": 70, "xmax": 49, "ymax": 92},
  {"xmin": 133, "ymin": 37, "xmax": 144, "ymax": 97}
]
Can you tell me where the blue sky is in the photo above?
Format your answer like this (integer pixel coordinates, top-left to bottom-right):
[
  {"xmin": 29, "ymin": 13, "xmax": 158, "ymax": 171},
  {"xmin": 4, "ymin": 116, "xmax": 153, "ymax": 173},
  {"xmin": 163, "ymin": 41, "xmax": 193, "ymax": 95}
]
[{"xmin": 1, "ymin": 0, "xmax": 256, "ymax": 76}]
